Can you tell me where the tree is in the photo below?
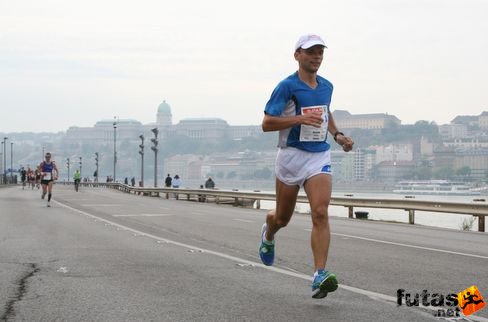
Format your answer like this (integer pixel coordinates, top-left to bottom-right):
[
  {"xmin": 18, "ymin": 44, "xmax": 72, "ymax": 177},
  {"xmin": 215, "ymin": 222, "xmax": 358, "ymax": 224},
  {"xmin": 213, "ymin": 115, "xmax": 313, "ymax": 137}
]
[
  {"xmin": 408, "ymin": 166, "xmax": 431, "ymax": 180},
  {"xmin": 433, "ymin": 166, "xmax": 454, "ymax": 180},
  {"xmin": 455, "ymin": 166, "xmax": 471, "ymax": 181}
]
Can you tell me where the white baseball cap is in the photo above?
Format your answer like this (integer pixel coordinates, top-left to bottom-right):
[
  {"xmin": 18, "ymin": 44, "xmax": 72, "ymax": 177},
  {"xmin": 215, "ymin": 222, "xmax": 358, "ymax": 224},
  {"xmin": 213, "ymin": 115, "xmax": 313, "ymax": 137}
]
[{"xmin": 294, "ymin": 34, "xmax": 327, "ymax": 51}]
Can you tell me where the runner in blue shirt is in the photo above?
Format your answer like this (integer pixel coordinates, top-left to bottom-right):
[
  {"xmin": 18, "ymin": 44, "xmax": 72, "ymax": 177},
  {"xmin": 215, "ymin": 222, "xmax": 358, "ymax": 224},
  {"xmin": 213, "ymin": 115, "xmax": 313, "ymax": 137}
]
[
  {"xmin": 259, "ymin": 34, "xmax": 354, "ymax": 299},
  {"xmin": 39, "ymin": 152, "xmax": 59, "ymax": 207}
]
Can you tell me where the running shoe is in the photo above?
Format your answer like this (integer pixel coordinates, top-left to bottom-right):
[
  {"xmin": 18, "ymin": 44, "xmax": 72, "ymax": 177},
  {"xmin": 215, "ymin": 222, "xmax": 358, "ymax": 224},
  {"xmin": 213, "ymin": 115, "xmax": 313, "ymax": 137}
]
[
  {"xmin": 259, "ymin": 223, "xmax": 274, "ymax": 266},
  {"xmin": 47, "ymin": 201, "xmax": 51, "ymax": 207},
  {"xmin": 312, "ymin": 270, "xmax": 338, "ymax": 299}
]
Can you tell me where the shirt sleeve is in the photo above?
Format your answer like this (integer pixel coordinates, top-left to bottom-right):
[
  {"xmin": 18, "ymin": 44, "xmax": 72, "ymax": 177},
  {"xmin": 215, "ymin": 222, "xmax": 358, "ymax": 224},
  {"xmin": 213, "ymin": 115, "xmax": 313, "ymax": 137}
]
[{"xmin": 264, "ymin": 80, "xmax": 291, "ymax": 116}]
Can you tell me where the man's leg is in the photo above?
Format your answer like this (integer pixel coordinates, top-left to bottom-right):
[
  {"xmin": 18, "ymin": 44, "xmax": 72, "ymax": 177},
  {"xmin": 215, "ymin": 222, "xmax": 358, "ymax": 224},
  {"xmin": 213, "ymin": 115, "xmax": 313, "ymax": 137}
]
[
  {"xmin": 304, "ymin": 173, "xmax": 337, "ymax": 299},
  {"xmin": 303, "ymin": 173, "xmax": 332, "ymax": 270},
  {"xmin": 47, "ymin": 181, "xmax": 53, "ymax": 205},
  {"xmin": 259, "ymin": 178, "xmax": 299, "ymax": 266},
  {"xmin": 265, "ymin": 178, "xmax": 300, "ymax": 241},
  {"xmin": 48, "ymin": 181, "xmax": 53, "ymax": 195},
  {"xmin": 41, "ymin": 183, "xmax": 47, "ymax": 199}
]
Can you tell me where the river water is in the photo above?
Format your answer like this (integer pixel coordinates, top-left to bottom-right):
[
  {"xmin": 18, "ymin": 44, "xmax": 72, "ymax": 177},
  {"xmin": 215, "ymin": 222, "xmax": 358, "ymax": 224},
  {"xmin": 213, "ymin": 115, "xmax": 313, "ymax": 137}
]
[
  {"xmin": 118, "ymin": 178, "xmax": 485, "ymax": 232},
  {"xmin": 258, "ymin": 193, "xmax": 487, "ymax": 232}
]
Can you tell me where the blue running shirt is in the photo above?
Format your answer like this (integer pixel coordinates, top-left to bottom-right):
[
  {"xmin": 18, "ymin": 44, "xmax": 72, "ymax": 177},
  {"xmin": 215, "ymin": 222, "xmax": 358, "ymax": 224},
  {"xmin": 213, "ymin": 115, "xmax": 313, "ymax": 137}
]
[
  {"xmin": 264, "ymin": 72, "xmax": 333, "ymax": 152},
  {"xmin": 41, "ymin": 161, "xmax": 55, "ymax": 180}
]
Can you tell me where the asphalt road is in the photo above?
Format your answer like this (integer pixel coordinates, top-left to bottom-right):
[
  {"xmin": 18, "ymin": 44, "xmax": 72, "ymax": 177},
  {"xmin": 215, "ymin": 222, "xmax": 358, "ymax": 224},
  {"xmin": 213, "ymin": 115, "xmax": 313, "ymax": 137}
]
[{"xmin": 1, "ymin": 185, "xmax": 487, "ymax": 322}]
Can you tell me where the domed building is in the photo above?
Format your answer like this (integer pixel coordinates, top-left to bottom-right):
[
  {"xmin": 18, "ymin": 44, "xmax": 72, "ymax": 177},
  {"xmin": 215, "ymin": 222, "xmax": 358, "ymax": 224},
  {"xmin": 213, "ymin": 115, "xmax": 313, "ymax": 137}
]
[{"xmin": 157, "ymin": 100, "xmax": 173, "ymax": 127}]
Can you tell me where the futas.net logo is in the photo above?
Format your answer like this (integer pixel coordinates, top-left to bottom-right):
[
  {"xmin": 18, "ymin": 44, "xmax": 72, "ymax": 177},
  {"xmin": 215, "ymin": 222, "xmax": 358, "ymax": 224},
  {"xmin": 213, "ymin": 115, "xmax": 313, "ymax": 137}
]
[{"xmin": 397, "ymin": 285, "xmax": 485, "ymax": 318}]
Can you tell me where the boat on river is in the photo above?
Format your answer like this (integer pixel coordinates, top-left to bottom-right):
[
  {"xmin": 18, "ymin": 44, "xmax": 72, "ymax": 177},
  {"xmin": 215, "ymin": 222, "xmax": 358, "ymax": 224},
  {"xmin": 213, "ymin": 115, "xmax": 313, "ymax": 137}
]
[{"xmin": 393, "ymin": 180, "xmax": 481, "ymax": 196}]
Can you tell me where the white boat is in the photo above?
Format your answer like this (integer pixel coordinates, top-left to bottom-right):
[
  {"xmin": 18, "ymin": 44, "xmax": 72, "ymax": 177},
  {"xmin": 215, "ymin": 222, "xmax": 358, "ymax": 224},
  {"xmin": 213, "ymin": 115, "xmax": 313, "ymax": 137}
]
[{"xmin": 393, "ymin": 180, "xmax": 481, "ymax": 196}]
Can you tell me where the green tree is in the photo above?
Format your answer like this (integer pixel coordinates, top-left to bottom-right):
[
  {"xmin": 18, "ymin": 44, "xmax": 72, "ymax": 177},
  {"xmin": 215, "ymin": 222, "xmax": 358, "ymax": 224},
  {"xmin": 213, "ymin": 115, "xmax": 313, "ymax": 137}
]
[
  {"xmin": 456, "ymin": 166, "xmax": 471, "ymax": 177},
  {"xmin": 408, "ymin": 166, "xmax": 431, "ymax": 180},
  {"xmin": 433, "ymin": 166, "xmax": 454, "ymax": 180}
]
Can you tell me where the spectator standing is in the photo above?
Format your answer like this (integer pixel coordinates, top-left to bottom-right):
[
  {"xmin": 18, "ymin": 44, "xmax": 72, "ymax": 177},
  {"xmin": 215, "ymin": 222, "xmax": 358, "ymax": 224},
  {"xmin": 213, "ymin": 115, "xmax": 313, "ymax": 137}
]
[
  {"xmin": 172, "ymin": 174, "xmax": 181, "ymax": 200},
  {"xmin": 165, "ymin": 174, "xmax": 172, "ymax": 188},
  {"xmin": 204, "ymin": 177, "xmax": 215, "ymax": 189}
]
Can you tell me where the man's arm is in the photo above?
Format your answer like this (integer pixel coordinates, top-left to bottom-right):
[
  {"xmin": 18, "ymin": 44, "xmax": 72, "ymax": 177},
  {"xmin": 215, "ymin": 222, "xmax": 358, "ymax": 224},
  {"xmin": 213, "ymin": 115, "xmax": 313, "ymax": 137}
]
[
  {"xmin": 262, "ymin": 112, "xmax": 324, "ymax": 132},
  {"xmin": 53, "ymin": 162, "xmax": 59, "ymax": 179},
  {"xmin": 327, "ymin": 111, "xmax": 354, "ymax": 152}
]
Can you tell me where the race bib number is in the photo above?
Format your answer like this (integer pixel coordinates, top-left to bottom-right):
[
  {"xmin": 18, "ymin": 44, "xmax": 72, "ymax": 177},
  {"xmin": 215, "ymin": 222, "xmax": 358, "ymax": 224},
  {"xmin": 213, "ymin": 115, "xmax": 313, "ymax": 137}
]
[
  {"xmin": 299, "ymin": 105, "xmax": 328, "ymax": 142},
  {"xmin": 43, "ymin": 172, "xmax": 52, "ymax": 180}
]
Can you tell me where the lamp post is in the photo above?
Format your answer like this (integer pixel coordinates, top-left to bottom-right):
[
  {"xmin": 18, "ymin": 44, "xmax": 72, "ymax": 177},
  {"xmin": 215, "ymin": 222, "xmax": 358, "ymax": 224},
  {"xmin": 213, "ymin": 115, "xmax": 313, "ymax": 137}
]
[
  {"xmin": 151, "ymin": 128, "xmax": 159, "ymax": 187},
  {"xmin": 94, "ymin": 152, "xmax": 99, "ymax": 182},
  {"xmin": 66, "ymin": 158, "xmax": 70, "ymax": 182},
  {"xmin": 2, "ymin": 137, "xmax": 7, "ymax": 183},
  {"xmin": 79, "ymin": 157, "xmax": 82, "ymax": 179},
  {"xmin": 139, "ymin": 134, "xmax": 144, "ymax": 187},
  {"xmin": 0, "ymin": 150, "xmax": 2, "ymax": 184},
  {"xmin": 113, "ymin": 117, "xmax": 117, "ymax": 182},
  {"xmin": 10, "ymin": 142, "xmax": 13, "ymax": 182}
]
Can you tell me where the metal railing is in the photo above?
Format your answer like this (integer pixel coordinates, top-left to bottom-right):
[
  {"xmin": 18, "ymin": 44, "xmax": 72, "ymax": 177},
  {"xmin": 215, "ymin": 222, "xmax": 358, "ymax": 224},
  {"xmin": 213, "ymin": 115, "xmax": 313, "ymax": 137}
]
[{"xmin": 63, "ymin": 182, "xmax": 487, "ymax": 232}]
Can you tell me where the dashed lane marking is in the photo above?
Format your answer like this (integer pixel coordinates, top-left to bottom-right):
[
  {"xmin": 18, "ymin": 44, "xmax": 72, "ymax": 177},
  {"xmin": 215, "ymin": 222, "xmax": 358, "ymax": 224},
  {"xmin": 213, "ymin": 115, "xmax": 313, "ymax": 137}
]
[{"xmin": 302, "ymin": 229, "xmax": 488, "ymax": 260}]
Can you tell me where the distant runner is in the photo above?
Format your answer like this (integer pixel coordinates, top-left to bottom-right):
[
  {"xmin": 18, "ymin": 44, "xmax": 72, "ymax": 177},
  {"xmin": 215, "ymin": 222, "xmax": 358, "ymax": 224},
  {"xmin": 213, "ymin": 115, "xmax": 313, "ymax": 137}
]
[
  {"xmin": 35, "ymin": 168, "xmax": 41, "ymax": 189},
  {"xmin": 73, "ymin": 169, "xmax": 81, "ymax": 192},
  {"xmin": 39, "ymin": 152, "xmax": 58, "ymax": 207},
  {"xmin": 20, "ymin": 167, "xmax": 27, "ymax": 189},
  {"xmin": 27, "ymin": 167, "xmax": 35, "ymax": 189}
]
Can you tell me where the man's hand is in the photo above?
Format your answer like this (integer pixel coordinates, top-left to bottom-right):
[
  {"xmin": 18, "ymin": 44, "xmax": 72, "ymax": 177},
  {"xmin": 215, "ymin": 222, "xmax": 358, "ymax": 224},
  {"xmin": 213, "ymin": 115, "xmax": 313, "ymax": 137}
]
[
  {"xmin": 300, "ymin": 112, "xmax": 324, "ymax": 128},
  {"xmin": 337, "ymin": 135, "xmax": 354, "ymax": 152}
]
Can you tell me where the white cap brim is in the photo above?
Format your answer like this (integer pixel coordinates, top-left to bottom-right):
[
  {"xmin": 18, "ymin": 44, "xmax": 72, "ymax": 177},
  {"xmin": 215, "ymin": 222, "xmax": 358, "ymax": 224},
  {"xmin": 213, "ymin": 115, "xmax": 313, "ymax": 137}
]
[{"xmin": 300, "ymin": 40, "xmax": 327, "ymax": 49}]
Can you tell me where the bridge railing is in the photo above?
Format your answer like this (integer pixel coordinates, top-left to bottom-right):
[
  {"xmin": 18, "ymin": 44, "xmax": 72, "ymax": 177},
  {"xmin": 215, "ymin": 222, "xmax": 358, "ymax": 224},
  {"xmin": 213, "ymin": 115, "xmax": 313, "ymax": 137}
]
[{"xmin": 62, "ymin": 182, "xmax": 487, "ymax": 232}]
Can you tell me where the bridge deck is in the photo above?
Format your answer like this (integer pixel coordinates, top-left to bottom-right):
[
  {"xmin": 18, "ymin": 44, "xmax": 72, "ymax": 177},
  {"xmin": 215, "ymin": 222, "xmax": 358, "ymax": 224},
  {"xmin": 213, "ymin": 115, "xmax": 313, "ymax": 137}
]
[{"xmin": 1, "ymin": 185, "xmax": 487, "ymax": 321}]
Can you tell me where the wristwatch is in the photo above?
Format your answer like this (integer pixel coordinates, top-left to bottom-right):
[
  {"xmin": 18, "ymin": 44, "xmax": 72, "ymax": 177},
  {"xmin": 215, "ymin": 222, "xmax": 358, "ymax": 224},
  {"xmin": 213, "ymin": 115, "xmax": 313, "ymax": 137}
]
[{"xmin": 333, "ymin": 131, "xmax": 344, "ymax": 142}]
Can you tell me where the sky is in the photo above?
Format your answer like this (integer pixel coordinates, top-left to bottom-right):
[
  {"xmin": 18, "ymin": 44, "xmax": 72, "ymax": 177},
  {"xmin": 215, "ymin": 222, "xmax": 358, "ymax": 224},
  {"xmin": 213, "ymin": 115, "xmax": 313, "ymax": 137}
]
[{"xmin": 1, "ymin": 0, "xmax": 487, "ymax": 133}]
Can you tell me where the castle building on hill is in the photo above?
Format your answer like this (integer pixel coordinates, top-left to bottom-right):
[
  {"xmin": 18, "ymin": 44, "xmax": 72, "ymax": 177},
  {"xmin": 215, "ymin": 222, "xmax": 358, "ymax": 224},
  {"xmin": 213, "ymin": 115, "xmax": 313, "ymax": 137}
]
[
  {"xmin": 333, "ymin": 110, "xmax": 401, "ymax": 130},
  {"xmin": 66, "ymin": 100, "xmax": 261, "ymax": 143}
]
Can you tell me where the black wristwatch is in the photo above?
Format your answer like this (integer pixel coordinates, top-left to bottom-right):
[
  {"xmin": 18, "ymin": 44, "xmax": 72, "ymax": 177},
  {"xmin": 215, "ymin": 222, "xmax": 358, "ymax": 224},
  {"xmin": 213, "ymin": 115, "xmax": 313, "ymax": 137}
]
[{"xmin": 333, "ymin": 131, "xmax": 344, "ymax": 142}]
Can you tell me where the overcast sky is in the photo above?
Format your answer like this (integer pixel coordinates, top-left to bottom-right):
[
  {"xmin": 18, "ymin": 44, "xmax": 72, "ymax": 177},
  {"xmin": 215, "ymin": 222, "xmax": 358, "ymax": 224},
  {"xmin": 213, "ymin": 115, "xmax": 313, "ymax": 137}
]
[{"xmin": 1, "ymin": 0, "xmax": 487, "ymax": 133}]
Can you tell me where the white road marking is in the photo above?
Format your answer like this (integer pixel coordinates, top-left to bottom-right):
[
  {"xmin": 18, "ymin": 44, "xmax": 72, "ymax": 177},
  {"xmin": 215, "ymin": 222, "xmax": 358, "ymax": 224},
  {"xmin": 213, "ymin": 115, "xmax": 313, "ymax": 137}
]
[
  {"xmin": 59, "ymin": 198, "xmax": 92, "ymax": 201},
  {"xmin": 83, "ymin": 204, "xmax": 120, "ymax": 206},
  {"xmin": 112, "ymin": 214, "xmax": 173, "ymax": 217},
  {"xmin": 333, "ymin": 232, "xmax": 488, "ymax": 260},
  {"xmin": 54, "ymin": 200, "xmax": 488, "ymax": 322},
  {"xmin": 233, "ymin": 218, "xmax": 254, "ymax": 223},
  {"xmin": 303, "ymin": 228, "xmax": 488, "ymax": 260}
]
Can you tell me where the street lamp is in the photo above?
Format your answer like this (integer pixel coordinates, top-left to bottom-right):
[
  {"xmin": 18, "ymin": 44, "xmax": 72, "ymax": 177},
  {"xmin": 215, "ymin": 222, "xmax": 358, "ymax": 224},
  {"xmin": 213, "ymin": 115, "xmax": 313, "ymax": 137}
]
[
  {"xmin": 10, "ymin": 142, "xmax": 13, "ymax": 182},
  {"xmin": 113, "ymin": 117, "xmax": 117, "ymax": 182},
  {"xmin": 2, "ymin": 137, "xmax": 7, "ymax": 183},
  {"xmin": 139, "ymin": 134, "xmax": 144, "ymax": 187},
  {"xmin": 94, "ymin": 152, "xmax": 99, "ymax": 182},
  {"xmin": 66, "ymin": 158, "xmax": 70, "ymax": 182},
  {"xmin": 151, "ymin": 128, "xmax": 159, "ymax": 187}
]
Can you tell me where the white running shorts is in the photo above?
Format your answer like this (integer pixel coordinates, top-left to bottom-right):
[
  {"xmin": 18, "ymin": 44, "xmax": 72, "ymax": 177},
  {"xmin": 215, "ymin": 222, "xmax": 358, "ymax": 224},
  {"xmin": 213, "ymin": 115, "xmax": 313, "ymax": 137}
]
[{"xmin": 275, "ymin": 147, "xmax": 332, "ymax": 186}]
